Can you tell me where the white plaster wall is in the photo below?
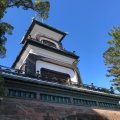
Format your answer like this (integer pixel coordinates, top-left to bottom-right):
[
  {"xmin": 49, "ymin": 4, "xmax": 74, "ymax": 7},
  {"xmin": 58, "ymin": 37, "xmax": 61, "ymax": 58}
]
[
  {"xmin": 29, "ymin": 45, "xmax": 76, "ymax": 64},
  {"xmin": 36, "ymin": 61, "xmax": 78, "ymax": 83},
  {"xmin": 30, "ymin": 24, "xmax": 63, "ymax": 41},
  {"xmin": 15, "ymin": 45, "xmax": 76, "ymax": 69},
  {"xmin": 15, "ymin": 45, "xmax": 31, "ymax": 69}
]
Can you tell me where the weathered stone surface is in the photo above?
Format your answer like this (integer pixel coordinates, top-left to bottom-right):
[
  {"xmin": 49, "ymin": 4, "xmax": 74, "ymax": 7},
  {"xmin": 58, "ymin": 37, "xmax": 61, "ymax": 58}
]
[{"xmin": 0, "ymin": 97, "xmax": 120, "ymax": 120}]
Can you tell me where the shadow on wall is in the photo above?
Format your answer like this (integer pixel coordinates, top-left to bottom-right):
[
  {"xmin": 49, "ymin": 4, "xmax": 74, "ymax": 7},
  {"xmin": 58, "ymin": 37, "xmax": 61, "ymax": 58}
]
[
  {"xmin": 43, "ymin": 112, "xmax": 109, "ymax": 120},
  {"xmin": 36, "ymin": 107, "xmax": 110, "ymax": 120},
  {"xmin": 0, "ymin": 98, "xmax": 119, "ymax": 120},
  {"xmin": 61, "ymin": 113, "xmax": 108, "ymax": 120}
]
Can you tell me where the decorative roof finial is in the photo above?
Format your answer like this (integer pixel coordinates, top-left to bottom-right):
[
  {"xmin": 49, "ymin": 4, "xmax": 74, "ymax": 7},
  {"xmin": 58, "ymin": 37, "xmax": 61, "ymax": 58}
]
[{"xmin": 32, "ymin": 17, "xmax": 35, "ymax": 20}]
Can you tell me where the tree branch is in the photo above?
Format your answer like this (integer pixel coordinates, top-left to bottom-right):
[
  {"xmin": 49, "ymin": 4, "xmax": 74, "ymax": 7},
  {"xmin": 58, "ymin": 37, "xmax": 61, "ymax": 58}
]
[
  {"xmin": 7, "ymin": 1, "xmax": 21, "ymax": 8},
  {"xmin": 7, "ymin": 2, "xmax": 33, "ymax": 10}
]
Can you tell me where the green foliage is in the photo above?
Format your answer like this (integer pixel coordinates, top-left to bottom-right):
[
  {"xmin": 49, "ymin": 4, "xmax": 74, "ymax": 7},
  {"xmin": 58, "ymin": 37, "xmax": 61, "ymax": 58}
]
[
  {"xmin": 0, "ymin": 0, "xmax": 50, "ymax": 58},
  {"xmin": 35, "ymin": 0, "xmax": 50, "ymax": 19},
  {"xmin": 103, "ymin": 27, "xmax": 120, "ymax": 92},
  {"xmin": 0, "ymin": 22, "xmax": 14, "ymax": 58},
  {"xmin": 0, "ymin": 73, "xmax": 7, "ymax": 104}
]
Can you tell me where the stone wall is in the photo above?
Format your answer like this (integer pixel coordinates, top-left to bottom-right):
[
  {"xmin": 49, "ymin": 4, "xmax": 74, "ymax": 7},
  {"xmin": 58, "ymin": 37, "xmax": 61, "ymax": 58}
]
[{"xmin": 0, "ymin": 97, "xmax": 120, "ymax": 120}]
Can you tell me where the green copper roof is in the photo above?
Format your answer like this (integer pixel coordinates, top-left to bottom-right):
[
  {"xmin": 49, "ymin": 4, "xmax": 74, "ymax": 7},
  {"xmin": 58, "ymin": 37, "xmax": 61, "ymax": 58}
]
[{"xmin": 2, "ymin": 73, "xmax": 120, "ymax": 99}]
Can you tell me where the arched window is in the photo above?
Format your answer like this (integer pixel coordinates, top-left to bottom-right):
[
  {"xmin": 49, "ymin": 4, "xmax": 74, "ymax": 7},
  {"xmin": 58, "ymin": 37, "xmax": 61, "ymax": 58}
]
[{"xmin": 41, "ymin": 40, "xmax": 56, "ymax": 48}]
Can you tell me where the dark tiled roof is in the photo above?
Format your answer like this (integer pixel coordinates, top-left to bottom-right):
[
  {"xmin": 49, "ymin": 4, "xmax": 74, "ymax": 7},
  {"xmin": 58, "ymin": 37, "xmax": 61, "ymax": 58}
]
[
  {"xmin": 21, "ymin": 19, "xmax": 67, "ymax": 44},
  {"xmin": 12, "ymin": 39, "xmax": 79, "ymax": 68}
]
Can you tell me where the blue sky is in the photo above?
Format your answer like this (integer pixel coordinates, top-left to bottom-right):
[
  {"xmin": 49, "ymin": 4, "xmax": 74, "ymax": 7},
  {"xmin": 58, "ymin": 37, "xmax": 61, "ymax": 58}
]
[{"xmin": 1, "ymin": 0, "xmax": 120, "ymax": 91}]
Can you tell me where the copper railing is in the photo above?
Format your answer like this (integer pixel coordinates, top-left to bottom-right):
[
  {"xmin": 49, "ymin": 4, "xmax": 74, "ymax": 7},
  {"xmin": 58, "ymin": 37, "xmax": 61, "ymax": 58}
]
[{"xmin": 0, "ymin": 65, "xmax": 114, "ymax": 94}]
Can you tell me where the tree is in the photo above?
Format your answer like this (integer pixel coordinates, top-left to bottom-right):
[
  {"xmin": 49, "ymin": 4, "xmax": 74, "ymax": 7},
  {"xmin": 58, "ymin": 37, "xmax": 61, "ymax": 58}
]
[
  {"xmin": 0, "ymin": 72, "xmax": 7, "ymax": 104},
  {"xmin": 0, "ymin": 0, "xmax": 50, "ymax": 103},
  {"xmin": 103, "ymin": 27, "xmax": 120, "ymax": 92},
  {"xmin": 0, "ymin": 0, "xmax": 50, "ymax": 58}
]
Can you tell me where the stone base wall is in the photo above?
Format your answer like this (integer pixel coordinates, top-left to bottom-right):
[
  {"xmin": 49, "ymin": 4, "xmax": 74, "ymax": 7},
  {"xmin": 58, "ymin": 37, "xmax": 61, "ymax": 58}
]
[{"xmin": 0, "ymin": 97, "xmax": 120, "ymax": 120}]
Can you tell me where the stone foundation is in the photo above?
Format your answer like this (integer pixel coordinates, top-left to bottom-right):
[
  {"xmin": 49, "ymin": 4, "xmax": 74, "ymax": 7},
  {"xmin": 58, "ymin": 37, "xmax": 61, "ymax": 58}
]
[{"xmin": 0, "ymin": 97, "xmax": 120, "ymax": 120}]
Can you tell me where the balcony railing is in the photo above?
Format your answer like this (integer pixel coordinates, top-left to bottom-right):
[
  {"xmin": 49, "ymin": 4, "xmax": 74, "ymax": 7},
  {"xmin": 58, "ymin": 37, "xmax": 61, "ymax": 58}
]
[
  {"xmin": 0, "ymin": 65, "xmax": 114, "ymax": 94},
  {"xmin": 28, "ymin": 38, "xmax": 76, "ymax": 55}
]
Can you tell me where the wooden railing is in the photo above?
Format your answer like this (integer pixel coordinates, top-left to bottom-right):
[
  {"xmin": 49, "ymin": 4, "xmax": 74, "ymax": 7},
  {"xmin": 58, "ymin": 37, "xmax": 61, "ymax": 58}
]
[{"xmin": 28, "ymin": 38, "xmax": 76, "ymax": 55}]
